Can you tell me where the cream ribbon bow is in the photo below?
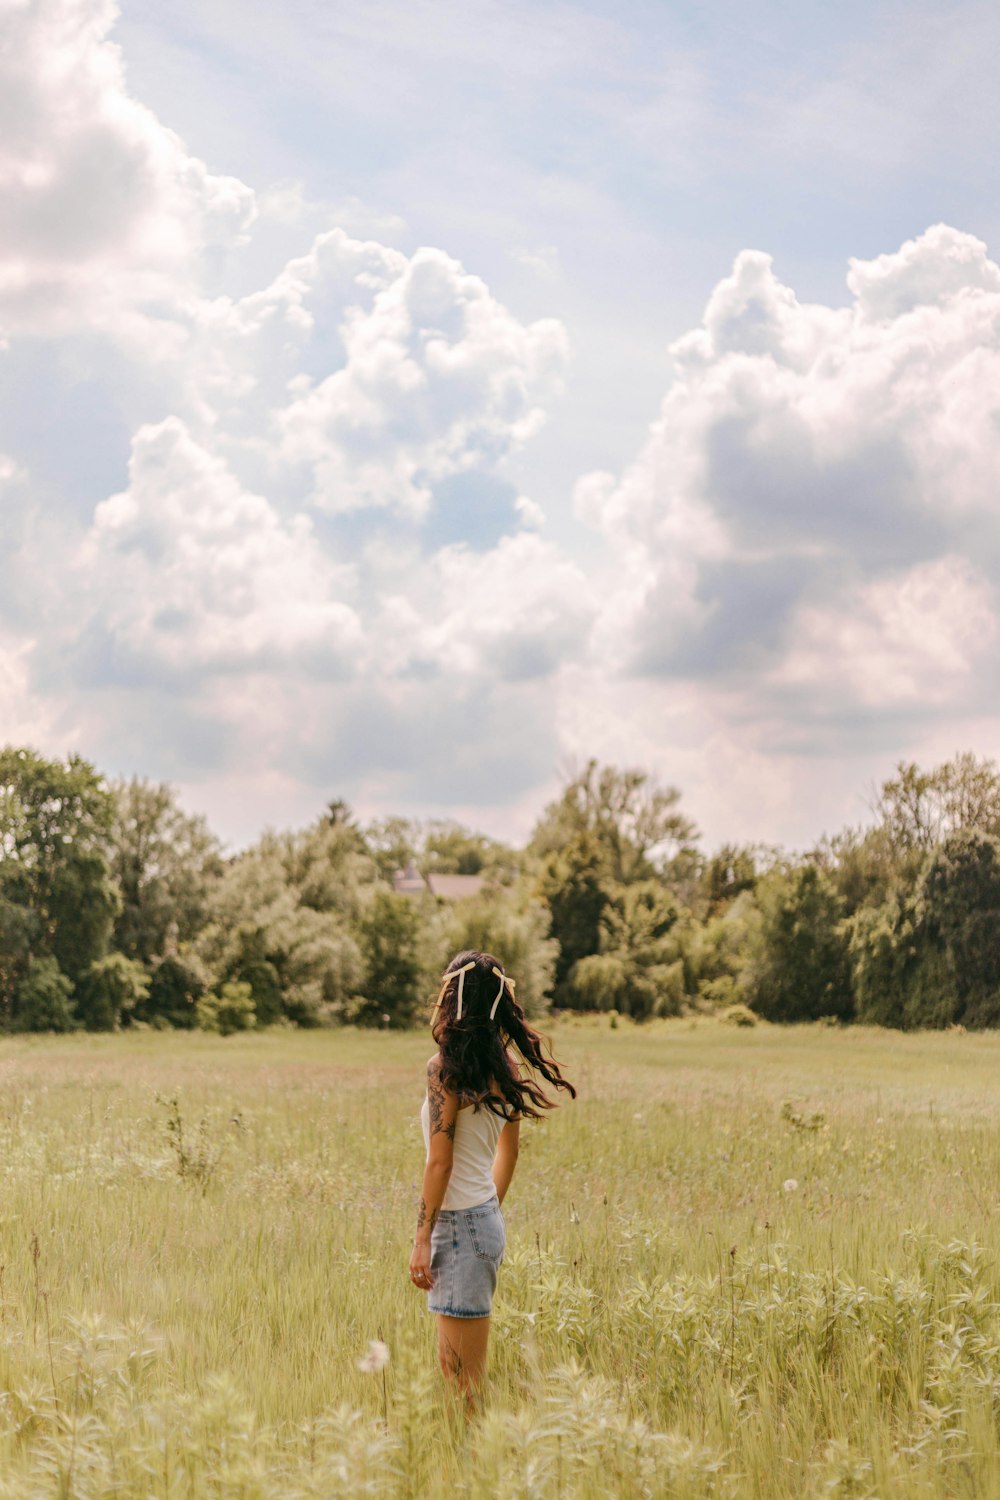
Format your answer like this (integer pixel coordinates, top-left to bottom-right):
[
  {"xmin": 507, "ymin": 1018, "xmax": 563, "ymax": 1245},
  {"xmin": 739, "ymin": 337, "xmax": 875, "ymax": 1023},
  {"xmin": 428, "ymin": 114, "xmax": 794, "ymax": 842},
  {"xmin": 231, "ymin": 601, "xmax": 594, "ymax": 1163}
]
[
  {"xmin": 432, "ymin": 962, "xmax": 516, "ymax": 1021},
  {"xmin": 490, "ymin": 966, "xmax": 516, "ymax": 1020},
  {"xmin": 433, "ymin": 960, "xmax": 475, "ymax": 1019}
]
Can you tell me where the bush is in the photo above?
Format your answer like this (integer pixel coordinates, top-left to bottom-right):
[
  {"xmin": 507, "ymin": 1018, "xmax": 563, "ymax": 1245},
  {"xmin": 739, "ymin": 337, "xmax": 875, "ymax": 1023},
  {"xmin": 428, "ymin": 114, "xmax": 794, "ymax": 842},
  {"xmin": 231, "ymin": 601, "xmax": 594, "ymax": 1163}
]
[
  {"xmin": 197, "ymin": 980, "xmax": 256, "ymax": 1035},
  {"xmin": 14, "ymin": 957, "xmax": 76, "ymax": 1033},
  {"xmin": 699, "ymin": 974, "xmax": 738, "ymax": 1007},
  {"xmin": 142, "ymin": 954, "xmax": 207, "ymax": 1029},
  {"xmin": 76, "ymin": 953, "xmax": 150, "ymax": 1031},
  {"xmin": 720, "ymin": 1002, "xmax": 757, "ymax": 1027}
]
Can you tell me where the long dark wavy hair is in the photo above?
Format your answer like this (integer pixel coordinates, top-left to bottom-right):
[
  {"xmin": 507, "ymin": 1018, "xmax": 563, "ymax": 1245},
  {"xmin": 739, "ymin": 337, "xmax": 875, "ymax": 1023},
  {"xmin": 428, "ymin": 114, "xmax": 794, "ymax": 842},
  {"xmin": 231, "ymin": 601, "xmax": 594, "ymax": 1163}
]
[{"xmin": 431, "ymin": 949, "xmax": 576, "ymax": 1120}]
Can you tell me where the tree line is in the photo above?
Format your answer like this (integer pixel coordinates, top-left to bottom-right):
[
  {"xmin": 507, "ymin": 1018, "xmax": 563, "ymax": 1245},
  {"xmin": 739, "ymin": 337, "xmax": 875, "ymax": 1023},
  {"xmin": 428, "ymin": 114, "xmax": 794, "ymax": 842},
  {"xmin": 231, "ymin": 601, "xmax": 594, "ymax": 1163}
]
[{"xmin": 2, "ymin": 745, "xmax": 1000, "ymax": 1032}]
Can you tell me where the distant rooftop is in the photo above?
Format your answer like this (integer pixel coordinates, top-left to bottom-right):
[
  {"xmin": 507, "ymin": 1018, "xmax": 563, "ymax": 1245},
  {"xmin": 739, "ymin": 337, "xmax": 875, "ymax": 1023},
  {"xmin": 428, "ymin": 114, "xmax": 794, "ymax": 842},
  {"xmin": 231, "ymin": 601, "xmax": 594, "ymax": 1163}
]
[{"xmin": 392, "ymin": 862, "xmax": 485, "ymax": 900}]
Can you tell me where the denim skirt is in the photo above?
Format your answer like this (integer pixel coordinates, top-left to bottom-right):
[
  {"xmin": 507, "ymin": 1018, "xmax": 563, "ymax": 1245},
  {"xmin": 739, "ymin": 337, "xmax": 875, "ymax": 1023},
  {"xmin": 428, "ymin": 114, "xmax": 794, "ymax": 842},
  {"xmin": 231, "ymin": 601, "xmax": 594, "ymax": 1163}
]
[{"xmin": 427, "ymin": 1196, "xmax": 506, "ymax": 1318}]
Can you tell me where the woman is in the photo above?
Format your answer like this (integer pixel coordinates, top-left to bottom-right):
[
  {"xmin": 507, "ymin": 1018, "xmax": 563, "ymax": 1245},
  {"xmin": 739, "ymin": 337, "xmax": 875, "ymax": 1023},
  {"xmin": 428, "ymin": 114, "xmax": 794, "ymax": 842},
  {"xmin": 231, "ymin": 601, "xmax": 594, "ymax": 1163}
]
[{"xmin": 409, "ymin": 949, "xmax": 576, "ymax": 1402}]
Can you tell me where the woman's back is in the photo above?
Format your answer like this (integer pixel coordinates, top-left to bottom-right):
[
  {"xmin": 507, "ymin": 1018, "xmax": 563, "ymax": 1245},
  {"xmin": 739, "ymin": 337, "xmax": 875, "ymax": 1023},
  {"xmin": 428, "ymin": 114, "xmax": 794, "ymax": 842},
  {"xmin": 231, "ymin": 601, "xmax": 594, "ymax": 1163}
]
[{"xmin": 420, "ymin": 1093, "xmax": 504, "ymax": 1209}]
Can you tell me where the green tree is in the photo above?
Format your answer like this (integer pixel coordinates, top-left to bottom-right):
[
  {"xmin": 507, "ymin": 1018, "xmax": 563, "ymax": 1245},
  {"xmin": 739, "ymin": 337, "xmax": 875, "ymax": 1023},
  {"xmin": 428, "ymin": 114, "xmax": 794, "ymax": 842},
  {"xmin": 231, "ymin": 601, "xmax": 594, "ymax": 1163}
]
[
  {"xmin": 849, "ymin": 894, "xmax": 926, "ymax": 1030},
  {"xmin": 195, "ymin": 820, "xmax": 368, "ymax": 1025},
  {"xmin": 141, "ymin": 954, "xmax": 207, "ymax": 1029},
  {"xmin": 76, "ymin": 954, "xmax": 151, "ymax": 1031},
  {"xmin": 14, "ymin": 956, "xmax": 76, "ymax": 1033},
  {"xmin": 0, "ymin": 747, "xmax": 117, "ymax": 1024},
  {"xmin": 917, "ymin": 829, "xmax": 1000, "ymax": 1029},
  {"xmin": 702, "ymin": 844, "xmax": 760, "ymax": 917},
  {"xmin": 744, "ymin": 864, "xmax": 853, "ymax": 1022},
  {"xmin": 363, "ymin": 816, "xmax": 418, "ymax": 883},
  {"xmin": 198, "ymin": 980, "xmax": 256, "ymax": 1035},
  {"xmin": 874, "ymin": 754, "xmax": 1000, "ymax": 857},
  {"xmin": 355, "ymin": 891, "xmax": 421, "ymax": 1027},
  {"xmin": 567, "ymin": 881, "xmax": 684, "ymax": 1019},
  {"xmin": 530, "ymin": 760, "xmax": 698, "ymax": 886},
  {"xmin": 849, "ymin": 830, "xmax": 1000, "ymax": 1030},
  {"xmin": 535, "ymin": 832, "xmax": 611, "ymax": 993},
  {"xmin": 109, "ymin": 778, "xmax": 222, "ymax": 964}
]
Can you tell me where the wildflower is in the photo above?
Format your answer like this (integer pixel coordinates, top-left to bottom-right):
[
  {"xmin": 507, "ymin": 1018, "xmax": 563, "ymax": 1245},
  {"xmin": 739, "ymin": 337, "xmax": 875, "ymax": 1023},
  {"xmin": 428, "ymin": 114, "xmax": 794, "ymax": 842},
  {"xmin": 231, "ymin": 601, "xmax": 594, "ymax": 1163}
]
[
  {"xmin": 357, "ymin": 1339, "xmax": 390, "ymax": 1373},
  {"xmin": 783, "ymin": 1178, "xmax": 798, "ymax": 1193}
]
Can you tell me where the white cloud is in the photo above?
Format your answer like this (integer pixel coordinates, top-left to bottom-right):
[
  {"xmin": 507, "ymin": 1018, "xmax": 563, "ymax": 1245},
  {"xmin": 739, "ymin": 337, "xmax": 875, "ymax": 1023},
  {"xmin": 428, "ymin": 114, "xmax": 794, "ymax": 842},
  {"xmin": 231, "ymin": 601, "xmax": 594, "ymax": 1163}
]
[
  {"xmin": 581, "ymin": 225, "xmax": 1000, "ymax": 742},
  {"xmin": 408, "ymin": 531, "xmax": 594, "ymax": 680},
  {"xmin": 272, "ymin": 243, "xmax": 568, "ymax": 517},
  {"xmin": 0, "ymin": 0, "xmax": 254, "ymax": 342},
  {"xmin": 780, "ymin": 555, "xmax": 997, "ymax": 711},
  {"xmin": 77, "ymin": 416, "xmax": 362, "ymax": 678}
]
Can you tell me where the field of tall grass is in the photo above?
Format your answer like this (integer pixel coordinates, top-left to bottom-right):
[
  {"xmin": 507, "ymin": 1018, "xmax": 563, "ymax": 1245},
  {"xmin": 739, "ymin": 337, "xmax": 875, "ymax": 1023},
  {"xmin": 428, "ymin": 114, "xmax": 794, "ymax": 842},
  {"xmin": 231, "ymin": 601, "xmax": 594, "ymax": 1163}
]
[{"xmin": 2, "ymin": 1017, "xmax": 1000, "ymax": 1496}]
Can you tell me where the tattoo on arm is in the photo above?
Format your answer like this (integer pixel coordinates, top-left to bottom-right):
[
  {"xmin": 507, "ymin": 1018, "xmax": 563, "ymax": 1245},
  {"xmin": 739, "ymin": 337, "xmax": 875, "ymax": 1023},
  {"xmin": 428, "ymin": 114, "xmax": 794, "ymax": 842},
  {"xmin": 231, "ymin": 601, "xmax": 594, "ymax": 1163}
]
[
  {"xmin": 427, "ymin": 1072, "xmax": 456, "ymax": 1139},
  {"xmin": 416, "ymin": 1196, "xmax": 438, "ymax": 1233}
]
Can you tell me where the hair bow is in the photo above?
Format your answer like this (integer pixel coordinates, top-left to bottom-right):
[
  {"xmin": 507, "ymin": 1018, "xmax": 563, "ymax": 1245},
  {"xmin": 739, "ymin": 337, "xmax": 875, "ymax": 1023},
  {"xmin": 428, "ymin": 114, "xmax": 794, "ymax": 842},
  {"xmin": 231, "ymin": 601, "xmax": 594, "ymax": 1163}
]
[
  {"xmin": 490, "ymin": 966, "xmax": 515, "ymax": 1020},
  {"xmin": 433, "ymin": 960, "xmax": 475, "ymax": 1019}
]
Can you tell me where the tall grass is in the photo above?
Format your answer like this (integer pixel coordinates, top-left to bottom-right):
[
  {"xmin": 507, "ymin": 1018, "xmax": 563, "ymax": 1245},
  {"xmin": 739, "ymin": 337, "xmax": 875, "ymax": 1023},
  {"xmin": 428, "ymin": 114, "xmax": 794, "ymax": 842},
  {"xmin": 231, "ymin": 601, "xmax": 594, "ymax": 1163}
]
[{"xmin": 1, "ymin": 1020, "xmax": 1000, "ymax": 1495}]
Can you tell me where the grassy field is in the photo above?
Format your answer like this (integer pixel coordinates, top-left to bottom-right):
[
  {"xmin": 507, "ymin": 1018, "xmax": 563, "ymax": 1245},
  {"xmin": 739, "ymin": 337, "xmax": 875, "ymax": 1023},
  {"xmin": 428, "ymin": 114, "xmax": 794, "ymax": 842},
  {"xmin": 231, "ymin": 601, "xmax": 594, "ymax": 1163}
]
[{"xmin": 3, "ymin": 1018, "xmax": 1000, "ymax": 1496}]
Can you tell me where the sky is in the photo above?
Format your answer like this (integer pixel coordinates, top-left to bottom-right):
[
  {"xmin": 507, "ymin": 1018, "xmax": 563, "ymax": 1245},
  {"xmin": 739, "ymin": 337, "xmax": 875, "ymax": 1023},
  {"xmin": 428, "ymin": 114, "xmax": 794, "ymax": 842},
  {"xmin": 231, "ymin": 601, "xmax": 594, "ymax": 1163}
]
[{"xmin": 4, "ymin": 0, "xmax": 1000, "ymax": 854}]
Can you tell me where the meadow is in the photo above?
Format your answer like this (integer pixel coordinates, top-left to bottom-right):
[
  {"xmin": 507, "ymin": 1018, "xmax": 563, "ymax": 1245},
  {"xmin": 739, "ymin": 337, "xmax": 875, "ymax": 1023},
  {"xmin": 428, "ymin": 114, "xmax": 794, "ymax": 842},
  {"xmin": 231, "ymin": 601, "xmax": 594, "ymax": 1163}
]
[{"xmin": 2, "ymin": 1019, "xmax": 1000, "ymax": 1496}]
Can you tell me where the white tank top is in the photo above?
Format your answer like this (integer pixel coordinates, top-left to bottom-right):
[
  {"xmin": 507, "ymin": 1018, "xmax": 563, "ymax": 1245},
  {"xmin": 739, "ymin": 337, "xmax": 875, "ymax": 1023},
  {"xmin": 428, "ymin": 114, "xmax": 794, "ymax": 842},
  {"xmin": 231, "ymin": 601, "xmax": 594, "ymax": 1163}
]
[{"xmin": 420, "ymin": 1092, "xmax": 505, "ymax": 1210}]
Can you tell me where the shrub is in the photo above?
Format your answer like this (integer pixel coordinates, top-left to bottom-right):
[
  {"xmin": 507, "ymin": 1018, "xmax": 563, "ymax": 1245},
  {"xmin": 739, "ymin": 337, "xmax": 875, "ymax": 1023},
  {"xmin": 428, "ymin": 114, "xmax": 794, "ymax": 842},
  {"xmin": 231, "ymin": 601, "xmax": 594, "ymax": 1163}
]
[
  {"xmin": 14, "ymin": 956, "xmax": 76, "ymax": 1032},
  {"xmin": 197, "ymin": 980, "xmax": 256, "ymax": 1035},
  {"xmin": 76, "ymin": 953, "xmax": 151, "ymax": 1031},
  {"xmin": 720, "ymin": 1002, "xmax": 756, "ymax": 1027},
  {"xmin": 142, "ymin": 954, "xmax": 207, "ymax": 1029}
]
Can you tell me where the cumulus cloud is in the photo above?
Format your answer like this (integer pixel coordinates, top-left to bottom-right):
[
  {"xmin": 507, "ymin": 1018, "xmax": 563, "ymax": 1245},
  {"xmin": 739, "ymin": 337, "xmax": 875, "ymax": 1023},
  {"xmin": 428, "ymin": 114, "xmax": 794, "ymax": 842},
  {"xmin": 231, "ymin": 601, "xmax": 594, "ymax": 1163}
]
[
  {"xmin": 75, "ymin": 416, "xmax": 362, "ymax": 681},
  {"xmin": 381, "ymin": 530, "xmax": 594, "ymax": 681},
  {"xmin": 0, "ymin": 0, "xmax": 254, "ymax": 341},
  {"xmin": 271, "ymin": 242, "xmax": 567, "ymax": 518},
  {"xmin": 581, "ymin": 225, "xmax": 1000, "ymax": 746}
]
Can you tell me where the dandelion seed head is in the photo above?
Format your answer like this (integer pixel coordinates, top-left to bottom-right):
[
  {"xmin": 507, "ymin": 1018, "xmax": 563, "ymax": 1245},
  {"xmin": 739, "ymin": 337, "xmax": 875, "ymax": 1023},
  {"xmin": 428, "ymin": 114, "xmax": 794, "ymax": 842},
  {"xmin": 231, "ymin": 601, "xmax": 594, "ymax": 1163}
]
[
  {"xmin": 357, "ymin": 1339, "xmax": 390, "ymax": 1373},
  {"xmin": 783, "ymin": 1178, "xmax": 798, "ymax": 1193}
]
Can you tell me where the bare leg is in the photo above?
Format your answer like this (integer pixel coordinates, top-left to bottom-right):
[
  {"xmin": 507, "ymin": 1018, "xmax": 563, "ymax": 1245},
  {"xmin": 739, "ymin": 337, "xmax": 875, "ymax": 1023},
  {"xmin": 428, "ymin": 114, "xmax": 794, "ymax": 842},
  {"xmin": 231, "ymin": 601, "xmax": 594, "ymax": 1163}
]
[{"xmin": 436, "ymin": 1314, "xmax": 491, "ymax": 1406}]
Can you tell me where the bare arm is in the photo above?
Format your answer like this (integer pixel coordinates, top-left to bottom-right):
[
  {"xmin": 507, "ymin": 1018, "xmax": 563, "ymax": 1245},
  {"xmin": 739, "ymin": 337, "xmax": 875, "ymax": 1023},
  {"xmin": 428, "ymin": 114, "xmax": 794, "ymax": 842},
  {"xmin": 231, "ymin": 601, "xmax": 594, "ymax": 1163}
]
[
  {"xmin": 492, "ymin": 1118, "xmax": 520, "ymax": 1205},
  {"xmin": 409, "ymin": 1057, "xmax": 458, "ymax": 1290}
]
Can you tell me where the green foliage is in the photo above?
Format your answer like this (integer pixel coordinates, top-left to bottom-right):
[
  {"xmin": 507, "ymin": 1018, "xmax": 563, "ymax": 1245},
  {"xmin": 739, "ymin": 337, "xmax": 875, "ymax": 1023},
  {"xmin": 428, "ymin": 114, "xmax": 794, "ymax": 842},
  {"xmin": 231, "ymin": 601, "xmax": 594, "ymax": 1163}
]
[
  {"xmin": 720, "ymin": 1000, "xmax": 756, "ymax": 1026},
  {"xmin": 363, "ymin": 815, "xmax": 514, "ymax": 882},
  {"xmin": 197, "ymin": 980, "xmax": 256, "ymax": 1035},
  {"xmin": 0, "ymin": 747, "xmax": 116, "ymax": 1022},
  {"xmin": 567, "ymin": 880, "xmax": 683, "ymax": 1019},
  {"xmin": 355, "ymin": 890, "xmax": 422, "ymax": 1027},
  {"xmin": 851, "ymin": 830, "xmax": 1000, "ymax": 1030},
  {"xmin": 76, "ymin": 953, "xmax": 151, "ymax": 1031},
  {"xmin": 110, "ymin": 777, "xmax": 222, "ymax": 964},
  {"xmin": 142, "ymin": 954, "xmax": 207, "ymax": 1029},
  {"xmin": 195, "ymin": 820, "xmax": 368, "ymax": 1025},
  {"xmin": 12, "ymin": 743, "xmax": 1000, "ymax": 1038},
  {"xmin": 13, "ymin": 955, "xmax": 76, "ymax": 1032},
  {"xmin": 876, "ymin": 752, "xmax": 1000, "ymax": 854},
  {"xmin": 745, "ymin": 864, "xmax": 854, "ymax": 1022},
  {"xmin": 423, "ymin": 885, "xmax": 557, "ymax": 1017},
  {"xmin": 48, "ymin": 848, "xmax": 119, "ymax": 982},
  {"xmin": 701, "ymin": 842, "xmax": 759, "ymax": 915},
  {"xmin": 535, "ymin": 832, "xmax": 610, "ymax": 994},
  {"xmin": 681, "ymin": 889, "xmax": 760, "ymax": 1003},
  {"xmin": 530, "ymin": 759, "xmax": 699, "ymax": 886}
]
